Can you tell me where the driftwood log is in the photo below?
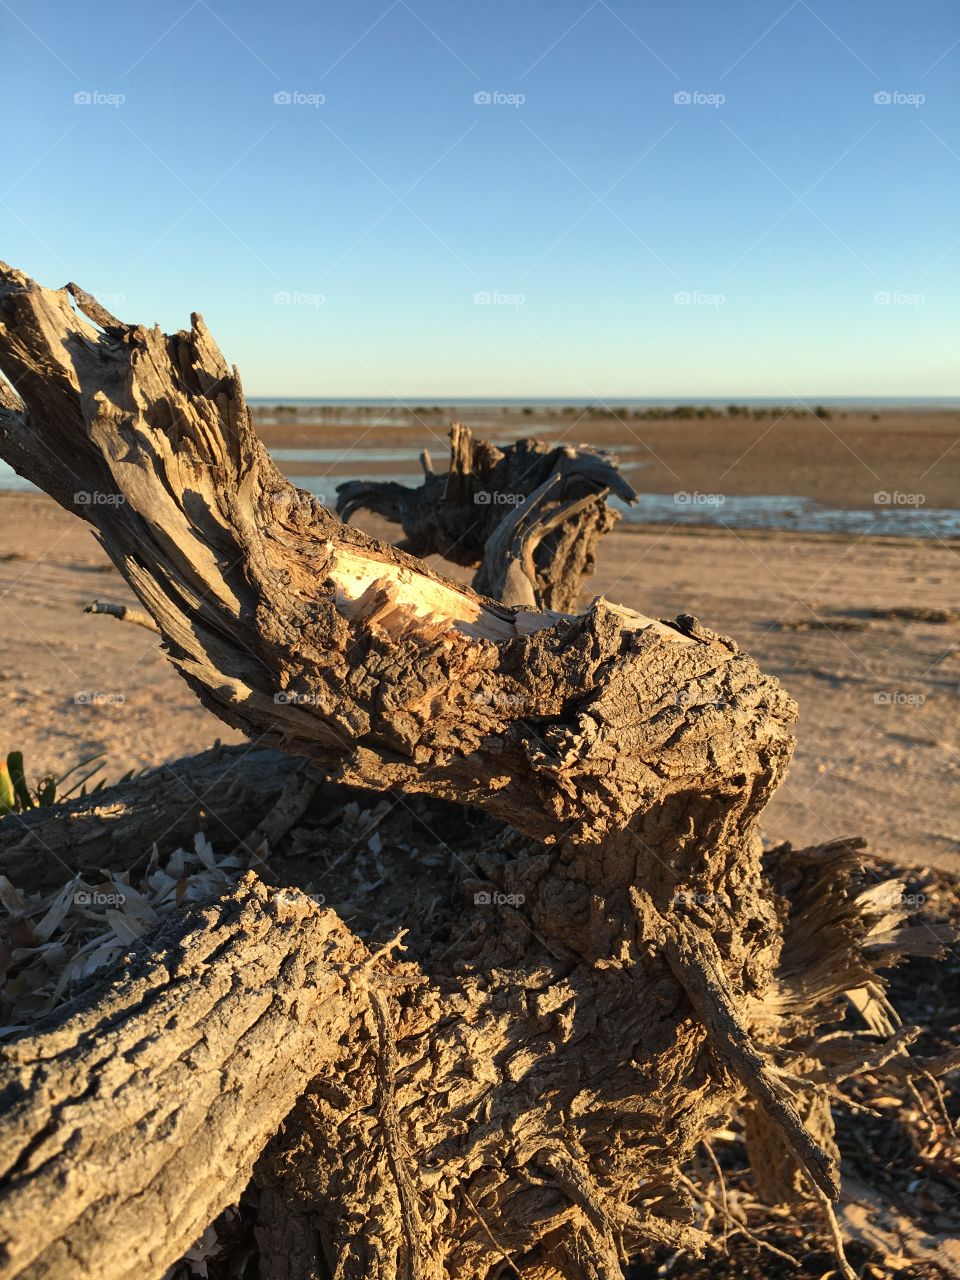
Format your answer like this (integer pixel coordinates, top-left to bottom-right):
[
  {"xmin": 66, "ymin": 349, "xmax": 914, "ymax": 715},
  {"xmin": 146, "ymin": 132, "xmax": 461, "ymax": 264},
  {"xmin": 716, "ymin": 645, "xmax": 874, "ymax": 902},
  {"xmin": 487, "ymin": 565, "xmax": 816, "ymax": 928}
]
[
  {"xmin": 0, "ymin": 874, "xmax": 386, "ymax": 1280},
  {"xmin": 337, "ymin": 422, "xmax": 637, "ymax": 611},
  {"xmin": 0, "ymin": 265, "xmax": 941, "ymax": 1280}
]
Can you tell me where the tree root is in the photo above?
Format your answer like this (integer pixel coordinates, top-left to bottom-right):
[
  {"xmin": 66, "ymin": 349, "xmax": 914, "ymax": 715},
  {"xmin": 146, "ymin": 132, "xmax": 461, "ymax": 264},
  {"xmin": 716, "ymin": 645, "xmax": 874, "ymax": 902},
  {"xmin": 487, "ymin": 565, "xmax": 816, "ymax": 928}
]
[{"xmin": 0, "ymin": 263, "xmax": 954, "ymax": 1279}]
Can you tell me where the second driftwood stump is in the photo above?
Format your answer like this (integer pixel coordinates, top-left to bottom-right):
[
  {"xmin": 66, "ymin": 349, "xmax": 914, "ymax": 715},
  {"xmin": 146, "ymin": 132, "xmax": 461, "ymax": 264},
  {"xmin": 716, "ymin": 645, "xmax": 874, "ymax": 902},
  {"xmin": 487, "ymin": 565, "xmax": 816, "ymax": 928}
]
[{"xmin": 337, "ymin": 421, "xmax": 638, "ymax": 611}]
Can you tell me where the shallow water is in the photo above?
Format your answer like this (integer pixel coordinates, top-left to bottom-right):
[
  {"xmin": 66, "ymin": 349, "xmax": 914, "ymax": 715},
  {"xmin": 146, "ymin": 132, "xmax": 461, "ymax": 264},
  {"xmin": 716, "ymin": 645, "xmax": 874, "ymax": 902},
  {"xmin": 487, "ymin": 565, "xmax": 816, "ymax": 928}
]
[
  {"xmin": 269, "ymin": 448, "xmax": 429, "ymax": 464},
  {"xmin": 1, "ymin": 459, "xmax": 956, "ymax": 539},
  {"xmin": 608, "ymin": 492, "xmax": 960, "ymax": 539},
  {"xmin": 268, "ymin": 438, "xmax": 565, "ymax": 463},
  {"xmin": 286, "ymin": 474, "xmax": 960, "ymax": 539}
]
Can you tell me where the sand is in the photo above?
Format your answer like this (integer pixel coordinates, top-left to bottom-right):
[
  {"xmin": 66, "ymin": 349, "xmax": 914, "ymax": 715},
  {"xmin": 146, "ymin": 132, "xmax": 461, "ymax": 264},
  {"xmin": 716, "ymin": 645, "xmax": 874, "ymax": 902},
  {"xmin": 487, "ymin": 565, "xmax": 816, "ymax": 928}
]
[{"xmin": 0, "ymin": 416, "xmax": 957, "ymax": 872}]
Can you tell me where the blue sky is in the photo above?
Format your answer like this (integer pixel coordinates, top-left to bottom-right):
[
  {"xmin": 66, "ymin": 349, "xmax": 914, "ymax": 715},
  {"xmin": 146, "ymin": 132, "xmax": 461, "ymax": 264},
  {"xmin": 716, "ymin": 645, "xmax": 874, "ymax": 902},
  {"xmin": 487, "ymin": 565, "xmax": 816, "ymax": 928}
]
[{"xmin": 2, "ymin": 0, "xmax": 958, "ymax": 397}]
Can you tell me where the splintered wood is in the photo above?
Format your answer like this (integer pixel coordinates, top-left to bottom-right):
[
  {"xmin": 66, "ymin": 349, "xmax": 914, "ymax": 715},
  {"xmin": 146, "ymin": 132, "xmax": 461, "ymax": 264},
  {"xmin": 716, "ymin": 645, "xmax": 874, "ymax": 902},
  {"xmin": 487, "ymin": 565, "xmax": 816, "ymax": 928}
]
[{"xmin": 0, "ymin": 263, "xmax": 948, "ymax": 1280}]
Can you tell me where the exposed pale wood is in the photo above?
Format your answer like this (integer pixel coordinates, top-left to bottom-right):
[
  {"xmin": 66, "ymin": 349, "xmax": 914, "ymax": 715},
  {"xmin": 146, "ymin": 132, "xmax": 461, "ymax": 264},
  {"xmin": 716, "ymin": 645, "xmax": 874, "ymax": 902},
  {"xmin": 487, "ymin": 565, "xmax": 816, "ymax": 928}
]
[{"xmin": 0, "ymin": 264, "xmax": 944, "ymax": 1280}]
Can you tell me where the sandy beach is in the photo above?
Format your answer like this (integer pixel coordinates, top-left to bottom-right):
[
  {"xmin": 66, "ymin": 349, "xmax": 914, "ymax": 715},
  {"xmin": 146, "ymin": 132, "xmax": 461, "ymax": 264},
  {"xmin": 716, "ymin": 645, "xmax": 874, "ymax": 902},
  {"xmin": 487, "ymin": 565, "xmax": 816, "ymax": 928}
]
[{"xmin": 1, "ymin": 405, "xmax": 957, "ymax": 871}]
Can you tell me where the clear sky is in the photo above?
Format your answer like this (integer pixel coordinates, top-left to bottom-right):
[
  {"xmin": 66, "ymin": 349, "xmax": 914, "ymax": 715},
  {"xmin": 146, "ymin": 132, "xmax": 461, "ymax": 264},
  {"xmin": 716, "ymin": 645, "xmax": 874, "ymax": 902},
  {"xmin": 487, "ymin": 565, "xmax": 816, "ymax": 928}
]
[{"xmin": 2, "ymin": 0, "xmax": 958, "ymax": 398}]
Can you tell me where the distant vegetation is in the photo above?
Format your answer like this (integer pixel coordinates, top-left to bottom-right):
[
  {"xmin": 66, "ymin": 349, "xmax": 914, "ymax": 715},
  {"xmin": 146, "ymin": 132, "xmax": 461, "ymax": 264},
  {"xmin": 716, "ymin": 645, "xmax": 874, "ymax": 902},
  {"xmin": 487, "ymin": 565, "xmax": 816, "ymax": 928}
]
[
  {"xmin": 569, "ymin": 403, "xmax": 834, "ymax": 422},
  {"xmin": 256, "ymin": 402, "xmax": 841, "ymax": 422}
]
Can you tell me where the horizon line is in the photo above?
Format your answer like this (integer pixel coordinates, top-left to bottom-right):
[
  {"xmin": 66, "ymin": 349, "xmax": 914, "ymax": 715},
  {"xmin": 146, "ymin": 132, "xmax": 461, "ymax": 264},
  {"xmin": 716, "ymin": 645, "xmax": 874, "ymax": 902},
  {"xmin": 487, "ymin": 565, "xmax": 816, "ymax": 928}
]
[{"xmin": 247, "ymin": 394, "xmax": 960, "ymax": 405}]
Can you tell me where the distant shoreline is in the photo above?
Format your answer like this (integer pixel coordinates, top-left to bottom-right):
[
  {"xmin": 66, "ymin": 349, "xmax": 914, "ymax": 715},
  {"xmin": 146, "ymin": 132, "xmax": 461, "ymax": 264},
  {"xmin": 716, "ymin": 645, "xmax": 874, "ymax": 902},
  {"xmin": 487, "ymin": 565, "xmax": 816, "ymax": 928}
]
[
  {"xmin": 1, "ymin": 402, "xmax": 956, "ymax": 539},
  {"xmin": 248, "ymin": 396, "xmax": 960, "ymax": 412},
  {"xmin": 248, "ymin": 404, "xmax": 960, "ymax": 525}
]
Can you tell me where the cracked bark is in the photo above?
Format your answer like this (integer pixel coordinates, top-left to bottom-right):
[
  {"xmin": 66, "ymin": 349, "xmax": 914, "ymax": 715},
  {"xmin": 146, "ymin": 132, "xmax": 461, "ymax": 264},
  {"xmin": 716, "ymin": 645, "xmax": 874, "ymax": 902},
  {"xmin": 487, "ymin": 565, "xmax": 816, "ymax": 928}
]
[
  {"xmin": 0, "ymin": 264, "xmax": 934, "ymax": 1280},
  {"xmin": 0, "ymin": 876, "xmax": 380, "ymax": 1280}
]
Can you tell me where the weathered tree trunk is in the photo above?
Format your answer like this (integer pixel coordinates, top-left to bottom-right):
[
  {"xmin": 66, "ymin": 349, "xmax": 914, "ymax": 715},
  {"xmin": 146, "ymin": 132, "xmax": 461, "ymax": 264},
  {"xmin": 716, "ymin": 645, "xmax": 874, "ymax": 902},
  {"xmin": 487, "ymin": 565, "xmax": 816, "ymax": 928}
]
[
  {"xmin": 0, "ymin": 875, "xmax": 379, "ymax": 1280},
  {"xmin": 0, "ymin": 265, "xmax": 938, "ymax": 1279},
  {"xmin": 336, "ymin": 422, "xmax": 637, "ymax": 611}
]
